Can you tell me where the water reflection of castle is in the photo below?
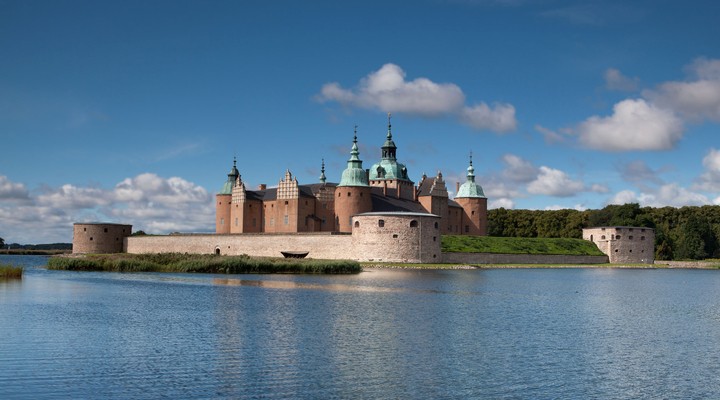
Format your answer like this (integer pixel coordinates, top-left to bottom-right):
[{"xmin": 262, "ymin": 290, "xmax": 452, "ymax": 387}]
[{"xmin": 216, "ymin": 117, "xmax": 488, "ymax": 236}]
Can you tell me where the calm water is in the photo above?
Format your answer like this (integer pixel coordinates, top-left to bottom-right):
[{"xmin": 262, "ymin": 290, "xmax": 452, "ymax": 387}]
[{"xmin": 2, "ymin": 255, "xmax": 720, "ymax": 399}]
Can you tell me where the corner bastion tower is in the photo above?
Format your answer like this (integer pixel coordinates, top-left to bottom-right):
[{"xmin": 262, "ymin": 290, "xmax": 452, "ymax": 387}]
[
  {"xmin": 335, "ymin": 128, "xmax": 372, "ymax": 232},
  {"xmin": 215, "ymin": 158, "xmax": 239, "ymax": 234},
  {"xmin": 454, "ymin": 155, "xmax": 488, "ymax": 235}
]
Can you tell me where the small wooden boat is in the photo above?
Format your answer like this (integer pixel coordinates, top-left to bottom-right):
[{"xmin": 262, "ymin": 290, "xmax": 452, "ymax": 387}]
[{"xmin": 281, "ymin": 251, "xmax": 309, "ymax": 259}]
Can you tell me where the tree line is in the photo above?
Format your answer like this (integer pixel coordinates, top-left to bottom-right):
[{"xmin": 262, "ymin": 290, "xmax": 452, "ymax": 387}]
[{"xmin": 488, "ymin": 203, "xmax": 720, "ymax": 261}]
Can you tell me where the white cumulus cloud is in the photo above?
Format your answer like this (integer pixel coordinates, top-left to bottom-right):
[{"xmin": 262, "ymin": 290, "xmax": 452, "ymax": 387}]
[
  {"xmin": 0, "ymin": 175, "xmax": 30, "ymax": 201},
  {"xmin": 694, "ymin": 148, "xmax": 720, "ymax": 191},
  {"xmin": 644, "ymin": 58, "xmax": 720, "ymax": 122},
  {"xmin": 578, "ymin": 98, "xmax": 683, "ymax": 151},
  {"xmin": 527, "ymin": 166, "xmax": 585, "ymax": 197},
  {"xmin": 317, "ymin": 63, "xmax": 517, "ymax": 133}
]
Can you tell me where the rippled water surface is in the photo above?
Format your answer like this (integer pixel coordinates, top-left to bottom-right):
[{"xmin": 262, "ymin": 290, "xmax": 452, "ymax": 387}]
[{"xmin": 2, "ymin": 255, "xmax": 720, "ymax": 399}]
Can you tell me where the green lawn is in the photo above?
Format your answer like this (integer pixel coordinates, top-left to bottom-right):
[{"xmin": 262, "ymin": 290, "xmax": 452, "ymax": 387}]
[{"xmin": 442, "ymin": 235, "xmax": 605, "ymax": 256}]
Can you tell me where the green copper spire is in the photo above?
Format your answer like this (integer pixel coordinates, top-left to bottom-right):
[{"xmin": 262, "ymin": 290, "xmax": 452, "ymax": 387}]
[
  {"xmin": 219, "ymin": 157, "xmax": 240, "ymax": 194},
  {"xmin": 369, "ymin": 114, "xmax": 410, "ymax": 181},
  {"xmin": 381, "ymin": 112, "xmax": 397, "ymax": 160},
  {"xmin": 339, "ymin": 126, "xmax": 369, "ymax": 187},
  {"xmin": 456, "ymin": 152, "xmax": 486, "ymax": 198},
  {"xmin": 319, "ymin": 158, "xmax": 327, "ymax": 183}
]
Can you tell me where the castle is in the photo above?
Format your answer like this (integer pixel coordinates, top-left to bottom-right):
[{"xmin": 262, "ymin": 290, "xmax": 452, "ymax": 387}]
[
  {"xmin": 69, "ymin": 117, "xmax": 653, "ymax": 265},
  {"xmin": 215, "ymin": 117, "xmax": 488, "ymax": 237}
]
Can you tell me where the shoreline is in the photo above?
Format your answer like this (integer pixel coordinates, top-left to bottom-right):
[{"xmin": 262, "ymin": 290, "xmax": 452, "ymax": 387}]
[{"xmin": 362, "ymin": 260, "xmax": 720, "ymax": 270}]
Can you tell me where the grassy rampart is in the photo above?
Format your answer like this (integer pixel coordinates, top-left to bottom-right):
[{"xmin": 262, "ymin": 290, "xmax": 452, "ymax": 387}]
[
  {"xmin": 442, "ymin": 235, "xmax": 605, "ymax": 256},
  {"xmin": 48, "ymin": 253, "xmax": 361, "ymax": 274},
  {"xmin": 0, "ymin": 263, "xmax": 23, "ymax": 279}
]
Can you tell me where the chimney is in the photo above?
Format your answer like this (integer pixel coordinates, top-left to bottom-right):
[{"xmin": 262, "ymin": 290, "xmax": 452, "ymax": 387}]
[
  {"xmin": 258, "ymin": 184, "xmax": 267, "ymax": 190},
  {"xmin": 456, "ymin": 182, "xmax": 460, "ymax": 193}
]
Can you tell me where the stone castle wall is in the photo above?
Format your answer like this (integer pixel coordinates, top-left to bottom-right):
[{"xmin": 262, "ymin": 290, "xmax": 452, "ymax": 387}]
[
  {"xmin": 73, "ymin": 223, "xmax": 132, "ymax": 254},
  {"xmin": 125, "ymin": 212, "xmax": 442, "ymax": 263},
  {"xmin": 126, "ymin": 232, "xmax": 353, "ymax": 259},
  {"xmin": 583, "ymin": 227, "xmax": 655, "ymax": 264}
]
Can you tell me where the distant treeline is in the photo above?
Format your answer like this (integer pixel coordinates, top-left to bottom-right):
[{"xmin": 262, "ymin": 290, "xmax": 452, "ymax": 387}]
[
  {"xmin": 489, "ymin": 203, "xmax": 720, "ymax": 261},
  {"xmin": 4, "ymin": 243, "xmax": 72, "ymax": 250}
]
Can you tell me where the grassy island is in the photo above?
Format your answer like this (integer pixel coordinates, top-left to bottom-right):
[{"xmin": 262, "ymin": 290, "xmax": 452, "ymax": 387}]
[
  {"xmin": 0, "ymin": 263, "xmax": 23, "ymax": 279},
  {"xmin": 442, "ymin": 235, "xmax": 605, "ymax": 256},
  {"xmin": 48, "ymin": 253, "xmax": 361, "ymax": 274}
]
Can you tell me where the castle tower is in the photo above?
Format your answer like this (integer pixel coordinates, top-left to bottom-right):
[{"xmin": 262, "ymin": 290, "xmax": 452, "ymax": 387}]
[
  {"xmin": 454, "ymin": 154, "xmax": 488, "ymax": 235},
  {"xmin": 313, "ymin": 159, "xmax": 335, "ymax": 232},
  {"xmin": 418, "ymin": 171, "xmax": 449, "ymax": 232},
  {"xmin": 335, "ymin": 127, "xmax": 372, "ymax": 233},
  {"xmin": 368, "ymin": 114, "xmax": 415, "ymax": 200},
  {"xmin": 216, "ymin": 158, "xmax": 239, "ymax": 234}
]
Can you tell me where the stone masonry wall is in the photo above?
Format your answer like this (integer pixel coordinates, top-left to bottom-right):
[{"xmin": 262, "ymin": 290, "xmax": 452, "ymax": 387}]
[{"xmin": 126, "ymin": 233, "xmax": 353, "ymax": 259}]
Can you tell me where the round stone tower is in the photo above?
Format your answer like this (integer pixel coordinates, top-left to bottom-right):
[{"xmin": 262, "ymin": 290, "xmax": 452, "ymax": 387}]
[
  {"xmin": 73, "ymin": 223, "xmax": 132, "ymax": 254},
  {"xmin": 335, "ymin": 128, "xmax": 372, "ymax": 233},
  {"xmin": 454, "ymin": 154, "xmax": 488, "ymax": 235}
]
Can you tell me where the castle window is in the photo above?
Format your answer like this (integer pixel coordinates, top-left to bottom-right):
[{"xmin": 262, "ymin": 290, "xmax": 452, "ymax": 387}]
[
  {"xmin": 305, "ymin": 201, "xmax": 308, "ymax": 205},
  {"xmin": 641, "ymin": 229, "xmax": 646, "ymax": 232},
  {"xmin": 378, "ymin": 219, "xmax": 385, "ymax": 227},
  {"xmin": 284, "ymin": 215, "xmax": 288, "ymax": 225},
  {"xmin": 616, "ymin": 235, "xmax": 621, "ymax": 240},
  {"xmin": 629, "ymin": 250, "xmax": 633, "ymax": 253},
  {"xmin": 338, "ymin": 193, "xmax": 341, "ymax": 197},
  {"xmin": 590, "ymin": 235, "xmax": 594, "ymax": 241},
  {"xmin": 392, "ymin": 234, "xmax": 398, "ymax": 238},
  {"xmin": 348, "ymin": 192, "xmax": 351, "ymax": 197},
  {"xmin": 615, "ymin": 249, "xmax": 619, "ymax": 252},
  {"xmin": 354, "ymin": 221, "xmax": 360, "ymax": 228},
  {"xmin": 641, "ymin": 236, "xmax": 645, "ymax": 240},
  {"xmin": 601, "ymin": 235, "xmax": 606, "ymax": 239},
  {"xmin": 322, "ymin": 217, "xmax": 326, "ymax": 225},
  {"xmin": 601, "ymin": 228, "xmax": 606, "ymax": 231},
  {"xmin": 433, "ymin": 236, "xmax": 436, "ymax": 242},
  {"xmin": 410, "ymin": 220, "xmax": 418, "ymax": 228},
  {"xmin": 235, "ymin": 218, "xmax": 238, "ymax": 226},
  {"xmin": 629, "ymin": 236, "xmax": 633, "ymax": 240},
  {"xmin": 285, "ymin": 201, "xmax": 288, "ymax": 205},
  {"xmin": 249, "ymin": 204, "xmax": 252, "ymax": 208},
  {"xmin": 104, "ymin": 228, "xmax": 108, "ymax": 233},
  {"xmin": 84, "ymin": 228, "xmax": 87, "ymax": 232},
  {"xmin": 465, "ymin": 225, "xmax": 469, "ymax": 233},
  {"xmin": 90, "ymin": 237, "xmax": 93, "ymax": 241},
  {"xmin": 215, "ymin": 248, "xmax": 220, "ymax": 255},
  {"xmin": 434, "ymin": 222, "xmax": 439, "ymax": 229},
  {"xmin": 220, "ymin": 218, "xmax": 224, "ymax": 225},
  {"xmin": 360, "ymin": 192, "xmax": 363, "ymax": 197},
  {"xmin": 629, "ymin": 228, "xmax": 634, "ymax": 232},
  {"xmin": 471, "ymin": 211, "xmax": 475, "ymax": 216}
]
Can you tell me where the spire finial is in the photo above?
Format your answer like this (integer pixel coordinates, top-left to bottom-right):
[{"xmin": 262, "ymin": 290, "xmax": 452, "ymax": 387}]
[
  {"xmin": 469, "ymin": 151, "xmax": 473, "ymax": 166},
  {"xmin": 387, "ymin": 112, "xmax": 392, "ymax": 138},
  {"xmin": 319, "ymin": 158, "xmax": 327, "ymax": 183},
  {"xmin": 353, "ymin": 124, "xmax": 358, "ymax": 143}
]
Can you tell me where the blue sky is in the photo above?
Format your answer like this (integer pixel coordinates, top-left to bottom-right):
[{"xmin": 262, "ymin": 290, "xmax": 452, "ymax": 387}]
[{"xmin": 2, "ymin": 0, "xmax": 720, "ymax": 243}]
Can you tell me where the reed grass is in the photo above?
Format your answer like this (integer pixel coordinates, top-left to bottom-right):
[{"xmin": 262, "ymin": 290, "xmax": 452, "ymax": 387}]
[
  {"xmin": 48, "ymin": 253, "xmax": 361, "ymax": 274},
  {"xmin": 0, "ymin": 263, "xmax": 23, "ymax": 279}
]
